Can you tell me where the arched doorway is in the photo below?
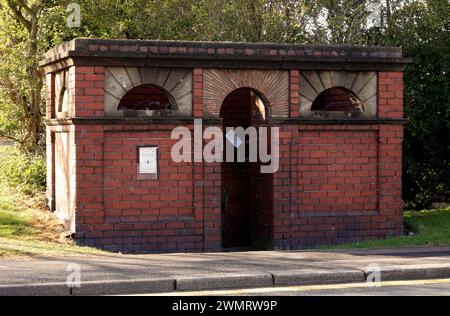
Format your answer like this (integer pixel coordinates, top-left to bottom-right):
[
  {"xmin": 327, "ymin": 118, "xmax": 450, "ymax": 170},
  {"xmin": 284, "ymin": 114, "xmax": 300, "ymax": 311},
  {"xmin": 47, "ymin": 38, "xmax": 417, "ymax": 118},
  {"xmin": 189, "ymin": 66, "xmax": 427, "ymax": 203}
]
[{"xmin": 220, "ymin": 88, "xmax": 274, "ymax": 251}]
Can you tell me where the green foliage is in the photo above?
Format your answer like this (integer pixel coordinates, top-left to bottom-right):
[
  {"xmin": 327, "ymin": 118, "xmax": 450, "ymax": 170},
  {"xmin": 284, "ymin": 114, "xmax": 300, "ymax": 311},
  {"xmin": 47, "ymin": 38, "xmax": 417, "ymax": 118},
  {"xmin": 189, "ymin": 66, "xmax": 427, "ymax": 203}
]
[
  {"xmin": 0, "ymin": 0, "xmax": 448, "ymax": 206},
  {"xmin": 0, "ymin": 146, "xmax": 46, "ymax": 196},
  {"xmin": 309, "ymin": 0, "xmax": 373, "ymax": 44},
  {"xmin": 0, "ymin": 207, "xmax": 35, "ymax": 239},
  {"xmin": 384, "ymin": 0, "xmax": 450, "ymax": 208},
  {"xmin": 319, "ymin": 207, "xmax": 450, "ymax": 249},
  {"xmin": 0, "ymin": 168, "xmax": 106, "ymax": 256},
  {"xmin": 0, "ymin": 174, "xmax": 36, "ymax": 239},
  {"xmin": 188, "ymin": 0, "xmax": 311, "ymax": 43}
]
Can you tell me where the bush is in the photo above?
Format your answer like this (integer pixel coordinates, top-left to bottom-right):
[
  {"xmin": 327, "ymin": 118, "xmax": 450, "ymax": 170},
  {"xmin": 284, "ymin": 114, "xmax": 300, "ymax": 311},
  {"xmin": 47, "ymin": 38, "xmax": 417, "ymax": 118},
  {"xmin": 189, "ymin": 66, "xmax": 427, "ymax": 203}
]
[
  {"xmin": 0, "ymin": 146, "xmax": 46, "ymax": 196},
  {"xmin": 390, "ymin": 1, "xmax": 450, "ymax": 209},
  {"xmin": 402, "ymin": 44, "xmax": 450, "ymax": 209}
]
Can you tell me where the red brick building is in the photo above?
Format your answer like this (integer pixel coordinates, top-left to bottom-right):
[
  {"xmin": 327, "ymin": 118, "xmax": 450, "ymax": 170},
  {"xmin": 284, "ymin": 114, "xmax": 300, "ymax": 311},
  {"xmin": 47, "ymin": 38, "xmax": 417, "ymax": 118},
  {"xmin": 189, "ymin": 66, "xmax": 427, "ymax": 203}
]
[{"xmin": 41, "ymin": 39, "xmax": 410, "ymax": 253}]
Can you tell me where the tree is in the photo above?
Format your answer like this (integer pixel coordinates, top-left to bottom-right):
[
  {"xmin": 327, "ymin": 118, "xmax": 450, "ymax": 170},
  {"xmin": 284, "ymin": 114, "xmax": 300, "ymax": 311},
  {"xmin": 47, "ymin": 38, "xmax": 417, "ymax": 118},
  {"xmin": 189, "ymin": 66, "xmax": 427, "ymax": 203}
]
[
  {"xmin": 192, "ymin": 0, "xmax": 311, "ymax": 43},
  {"xmin": 0, "ymin": 0, "xmax": 48, "ymax": 153},
  {"xmin": 114, "ymin": 0, "xmax": 312, "ymax": 43},
  {"xmin": 308, "ymin": 0, "xmax": 373, "ymax": 45},
  {"xmin": 0, "ymin": 0, "xmax": 312, "ymax": 155},
  {"xmin": 384, "ymin": 0, "xmax": 450, "ymax": 207},
  {"xmin": 0, "ymin": 0, "xmax": 130, "ymax": 153},
  {"xmin": 0, "ymin": 0, "xmax": 448, "ymax": 206}
]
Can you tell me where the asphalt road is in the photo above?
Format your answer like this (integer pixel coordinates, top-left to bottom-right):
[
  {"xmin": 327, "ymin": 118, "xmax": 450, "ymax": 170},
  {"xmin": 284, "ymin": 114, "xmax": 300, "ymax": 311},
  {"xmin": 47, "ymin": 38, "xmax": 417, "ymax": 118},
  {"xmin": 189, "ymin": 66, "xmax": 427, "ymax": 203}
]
[
  {"xmin": 150, "ymin": 279, "xmax": 450, "ymax": 296},
  {"xmin": 3, "ymin": 247, "xmax": 450, "ymax": 295}
]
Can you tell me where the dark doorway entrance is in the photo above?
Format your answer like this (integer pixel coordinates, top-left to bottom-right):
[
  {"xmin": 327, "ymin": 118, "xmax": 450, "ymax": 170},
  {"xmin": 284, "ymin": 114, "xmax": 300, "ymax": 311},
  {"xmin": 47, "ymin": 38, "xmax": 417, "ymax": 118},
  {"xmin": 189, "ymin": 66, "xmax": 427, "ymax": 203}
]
[{"xmin": 220, "ymin": 88, "xmax": 274, "ymax": 251}]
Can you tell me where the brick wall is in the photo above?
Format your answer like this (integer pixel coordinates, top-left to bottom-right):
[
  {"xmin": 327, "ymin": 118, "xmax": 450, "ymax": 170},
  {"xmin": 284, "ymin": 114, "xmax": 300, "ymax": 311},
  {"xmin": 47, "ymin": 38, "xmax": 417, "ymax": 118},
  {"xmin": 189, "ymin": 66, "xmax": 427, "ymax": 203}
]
[
  {"xmin": 193, "ymin": 68, "xmax": 203, "ymax": 117},
  {"xmin": 102, "ymin": 129, "xmax": 200, "ymax": 252},
  {"xmin": 378, "ymin": 72, "xmax": 404, "ymax": 118},
  {"xmin": 72, "ymin": 66, "xmax": 105, "ymax": 117},
  {"xmin": 274, "ymin": 125, "xmax": 396, "ymax": 249},
  {"xmin": 296, "ymin": 128, "xmax": 378, "ymax": 213},
  {"xmin": 46, "ymin": 61, "xmax": 404, "ymax": 253},
  {"xmin": 290, "ymin": 70, "xmax": 300, "ymax": 117},
  {"xmin": 73, "ymin": 123, "xmax": 206, "ymax": 253},
  {"xmin": 269, "ymin": 70, "xmax": 404, "ymax": 249}
]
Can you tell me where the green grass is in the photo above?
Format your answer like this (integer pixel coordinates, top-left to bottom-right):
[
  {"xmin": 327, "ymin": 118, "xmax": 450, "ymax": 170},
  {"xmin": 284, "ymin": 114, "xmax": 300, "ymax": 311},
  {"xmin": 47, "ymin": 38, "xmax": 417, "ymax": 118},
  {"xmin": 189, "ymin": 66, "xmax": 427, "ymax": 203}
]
[
  {"xmin": 0, "ymin": 145, "xmax": 106, "ymax": 258},
  {"xmin": 319, "ymin": 207, "xmax": 450, "ymax": 250},
  {"xmin": 0, "ymin": 239, "xmax": 107, "ymax": 257},
  {"xmin": 0, "ymin": 184, "xmax": 36, "ymax": 239},
  {"xmin": 0, "ymin": 183, "xmax": 106, "ymax": 257}
]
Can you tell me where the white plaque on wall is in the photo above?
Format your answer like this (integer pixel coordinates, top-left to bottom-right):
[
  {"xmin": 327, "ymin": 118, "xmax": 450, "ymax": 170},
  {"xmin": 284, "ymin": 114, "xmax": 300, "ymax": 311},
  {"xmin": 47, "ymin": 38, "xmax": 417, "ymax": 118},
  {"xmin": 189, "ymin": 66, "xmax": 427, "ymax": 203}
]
[{"xmin": 138, "ymin": 146, "xmax": 159, "ymax": 176}]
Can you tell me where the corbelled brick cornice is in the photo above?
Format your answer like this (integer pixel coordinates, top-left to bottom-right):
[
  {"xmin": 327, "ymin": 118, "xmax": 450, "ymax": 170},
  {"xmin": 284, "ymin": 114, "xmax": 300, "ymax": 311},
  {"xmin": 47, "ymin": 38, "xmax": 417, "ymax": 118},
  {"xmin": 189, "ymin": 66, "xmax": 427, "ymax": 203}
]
[{"xmin": 40, "ymin": 38, "xmax": 412, "ymax": 73}]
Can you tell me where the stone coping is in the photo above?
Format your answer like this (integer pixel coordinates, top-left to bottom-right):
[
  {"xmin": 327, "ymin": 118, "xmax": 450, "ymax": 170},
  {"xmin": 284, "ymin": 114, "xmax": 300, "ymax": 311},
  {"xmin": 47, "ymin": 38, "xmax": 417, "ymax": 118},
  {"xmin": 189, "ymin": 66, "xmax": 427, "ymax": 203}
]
[
  {"xmin": 45, "ymin": 117, "xmax": 407, "ymax": 126},
  {"xmin": 40, "ymin": 38, "xmax": 412, "ymax": 72}
]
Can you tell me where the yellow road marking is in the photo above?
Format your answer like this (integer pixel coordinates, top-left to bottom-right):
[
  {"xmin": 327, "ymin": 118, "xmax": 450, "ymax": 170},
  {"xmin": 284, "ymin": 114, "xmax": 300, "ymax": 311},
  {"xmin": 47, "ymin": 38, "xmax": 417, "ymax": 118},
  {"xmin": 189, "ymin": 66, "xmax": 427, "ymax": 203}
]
[{"xmin": 146, "ymin": 278, "xmax": 450, "ymax": 296}]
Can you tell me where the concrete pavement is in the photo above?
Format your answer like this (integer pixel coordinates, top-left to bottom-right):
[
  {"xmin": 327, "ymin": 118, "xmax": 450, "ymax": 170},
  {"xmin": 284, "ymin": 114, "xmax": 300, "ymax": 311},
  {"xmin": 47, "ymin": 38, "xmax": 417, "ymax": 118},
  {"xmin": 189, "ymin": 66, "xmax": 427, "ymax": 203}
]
[{"xmin": 1, "ymin": 246, "xmax": 450, "ymax": 295}]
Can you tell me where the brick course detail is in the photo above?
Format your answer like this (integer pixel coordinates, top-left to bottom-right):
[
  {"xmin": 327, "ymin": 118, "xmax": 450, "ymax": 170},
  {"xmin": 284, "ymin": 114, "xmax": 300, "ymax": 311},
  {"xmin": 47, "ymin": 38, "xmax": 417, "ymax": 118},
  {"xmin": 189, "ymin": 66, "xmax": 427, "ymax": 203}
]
[{"xmin": 42, "ymin": 39, "xmax": 409, "ymax": 253}]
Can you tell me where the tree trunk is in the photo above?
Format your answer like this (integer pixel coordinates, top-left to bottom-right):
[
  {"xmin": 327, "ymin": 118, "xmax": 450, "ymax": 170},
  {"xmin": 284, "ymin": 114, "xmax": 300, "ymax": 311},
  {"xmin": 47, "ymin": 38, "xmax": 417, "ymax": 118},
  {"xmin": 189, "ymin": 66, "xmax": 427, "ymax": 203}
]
[
  {"xmin": 386, "ymin": 0, "xmax": 391, "ymax": 29},
  {"xmin": 4, "ymin": 1, "xmax": 44, "ymax": 154}
]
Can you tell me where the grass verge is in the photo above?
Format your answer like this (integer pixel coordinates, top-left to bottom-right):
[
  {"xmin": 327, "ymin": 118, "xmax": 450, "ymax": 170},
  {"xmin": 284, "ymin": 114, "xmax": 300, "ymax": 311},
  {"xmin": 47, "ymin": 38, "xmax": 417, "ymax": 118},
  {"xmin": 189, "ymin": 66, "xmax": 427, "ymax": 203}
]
[
  {"xmin": 0, "ymin": 148, "xmax": 105, "ymax": 257},
  {"xmin": 0, "ymin": 184, "xmax": 106, "ymax": 257},
  {"xmin": 319, "ymin": 207, "xmax": 450, "ymax": 250}
]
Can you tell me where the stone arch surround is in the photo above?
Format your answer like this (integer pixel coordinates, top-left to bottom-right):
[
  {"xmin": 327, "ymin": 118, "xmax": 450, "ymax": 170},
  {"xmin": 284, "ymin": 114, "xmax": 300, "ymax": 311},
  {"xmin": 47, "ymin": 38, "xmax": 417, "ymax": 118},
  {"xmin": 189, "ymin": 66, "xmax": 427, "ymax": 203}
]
[
  {"xmin": 299, "ymin": 71, "xmax": 377, "ymax": 117},
  {"xmin": 203, "ymin": 69, "xmax": 289, "ymax": 118},
  {"xmin": 104, "ymin": 67, "xmax": 193, "ymax": 116}
]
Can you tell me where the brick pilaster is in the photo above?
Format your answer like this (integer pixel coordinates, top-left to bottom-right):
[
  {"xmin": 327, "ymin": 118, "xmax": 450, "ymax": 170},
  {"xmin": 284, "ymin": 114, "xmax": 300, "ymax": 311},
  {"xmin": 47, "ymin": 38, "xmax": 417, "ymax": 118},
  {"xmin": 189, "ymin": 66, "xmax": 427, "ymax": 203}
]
[
  {"xmin": 378, "ymin": 72, "xmax": 404, "ymax": 118},
  {"xmin": 73, "ymin": 125, "xmax": 105, "ymax": 241},
  {"xmin": 290, "ymin": 70, "xmax": 300, "ymax": 117},
  {"xmin": 193, "ymin": 68, "xmax": 203, "ymax": 117},
  {"xmin": 72, "ymin": 66, "xmax": 105, "ymax": 117}
]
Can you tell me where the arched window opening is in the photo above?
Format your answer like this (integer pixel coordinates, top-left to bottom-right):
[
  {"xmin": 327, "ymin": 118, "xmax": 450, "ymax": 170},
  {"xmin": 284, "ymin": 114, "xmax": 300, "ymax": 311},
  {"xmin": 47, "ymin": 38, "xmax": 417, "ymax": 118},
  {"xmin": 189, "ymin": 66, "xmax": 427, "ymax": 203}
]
[
  {"xmin": 58, "ymin": 87, "xmax": 69, "ymax": 113},
  {"xmin": 118, "ymin": 84, "xmax": 176, "ymax": 116},
  {"xmin": 55, "ymin": 70, "xmax": 69, "ymax": 117},
  {"xmin": 311, "ymin": 87, "xmax": 364, "ymax": 117}
]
